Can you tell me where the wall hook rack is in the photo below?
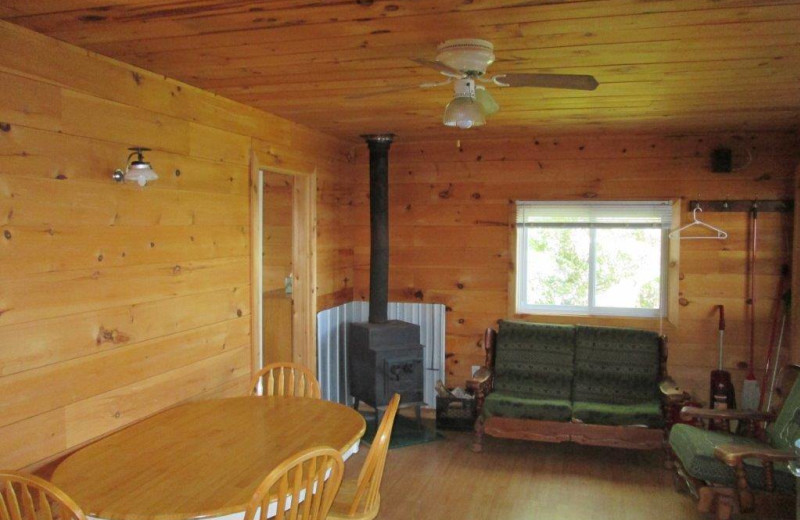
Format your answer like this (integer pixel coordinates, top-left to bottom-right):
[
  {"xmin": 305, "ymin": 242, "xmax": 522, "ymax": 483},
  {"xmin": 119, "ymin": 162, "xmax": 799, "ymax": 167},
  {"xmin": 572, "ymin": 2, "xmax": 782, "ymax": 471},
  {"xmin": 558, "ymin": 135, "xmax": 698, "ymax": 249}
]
[{"xmin": 688, "ymin": 200, "xmax": 793, "ymax": 213}]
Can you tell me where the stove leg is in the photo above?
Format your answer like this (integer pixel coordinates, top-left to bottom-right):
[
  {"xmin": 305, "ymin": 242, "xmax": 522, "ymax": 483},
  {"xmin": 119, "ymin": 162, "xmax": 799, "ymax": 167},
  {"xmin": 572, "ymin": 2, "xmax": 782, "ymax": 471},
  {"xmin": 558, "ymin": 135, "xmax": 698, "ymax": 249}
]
[
  {"xmin": 352, "ymin": 398, "xmax": 359, "ymax": 411},
  {"xmin": 415, "ymin": 404, "xmax": 423, "ymax": 430}
]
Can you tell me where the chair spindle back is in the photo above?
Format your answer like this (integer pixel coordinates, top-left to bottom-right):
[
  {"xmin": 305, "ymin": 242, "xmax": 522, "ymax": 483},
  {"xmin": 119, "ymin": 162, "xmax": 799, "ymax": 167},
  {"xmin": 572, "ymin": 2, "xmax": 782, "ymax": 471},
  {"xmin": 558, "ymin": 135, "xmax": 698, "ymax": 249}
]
[
  {"xmin": 0, "ymin": 472, "xmax": 85, "ymax": 520},
  {"xmin": 249, "ymin": 363, "xmax": 321, "ymax": 399},
  {"xmin": 243, "ymin": 447, "xmax": 343, "ymax": 520}
]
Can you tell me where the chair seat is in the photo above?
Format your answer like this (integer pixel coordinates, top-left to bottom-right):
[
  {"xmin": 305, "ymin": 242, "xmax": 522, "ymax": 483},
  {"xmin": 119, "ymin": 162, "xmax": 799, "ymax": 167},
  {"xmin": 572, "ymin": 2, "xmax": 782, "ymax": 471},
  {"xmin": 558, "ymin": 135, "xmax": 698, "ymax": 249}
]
[
  {"xmin": 572, "ymin": 400, "xmax": 663, "ymax": 428},
  {"xmin": 483, "ymin": 393, "xmax": 572, "ymax": 422},
  {"xmin": 327, "ymin": 478, "xmax": 380, "ymax": 520},
  {"xmin": 669, "ymin": 423, "xmax": 795, "ymax": 493}
]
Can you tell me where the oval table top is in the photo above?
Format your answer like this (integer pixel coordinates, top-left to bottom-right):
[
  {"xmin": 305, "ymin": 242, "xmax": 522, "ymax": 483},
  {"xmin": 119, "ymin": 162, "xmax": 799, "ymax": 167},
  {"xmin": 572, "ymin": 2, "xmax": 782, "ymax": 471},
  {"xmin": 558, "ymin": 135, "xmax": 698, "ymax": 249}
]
[{"xmin": 52, "ymin": 396, "xmax": 366, "ymax": 520}]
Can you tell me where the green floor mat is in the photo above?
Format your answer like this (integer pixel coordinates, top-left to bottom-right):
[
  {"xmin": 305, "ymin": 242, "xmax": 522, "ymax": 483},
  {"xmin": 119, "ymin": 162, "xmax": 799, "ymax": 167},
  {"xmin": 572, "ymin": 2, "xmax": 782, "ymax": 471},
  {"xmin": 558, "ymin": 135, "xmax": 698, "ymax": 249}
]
[{"xmin": 359, "ymin": 411, "xmax": 443, "ymax": 449}]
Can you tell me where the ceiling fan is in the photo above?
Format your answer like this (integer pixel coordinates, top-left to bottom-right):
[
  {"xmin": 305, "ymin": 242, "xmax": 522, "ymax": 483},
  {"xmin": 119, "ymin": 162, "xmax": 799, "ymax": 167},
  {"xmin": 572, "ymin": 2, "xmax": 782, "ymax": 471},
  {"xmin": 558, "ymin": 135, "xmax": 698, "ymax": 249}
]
[{"xmin": 387, "ymin": 39, "xmax": 599, "ymax": 129}]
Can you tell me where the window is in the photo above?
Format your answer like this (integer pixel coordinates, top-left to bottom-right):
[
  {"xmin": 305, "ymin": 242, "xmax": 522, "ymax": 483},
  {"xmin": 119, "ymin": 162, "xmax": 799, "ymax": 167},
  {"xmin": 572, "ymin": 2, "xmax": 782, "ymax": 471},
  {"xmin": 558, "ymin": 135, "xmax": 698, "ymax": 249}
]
[{"xmin": 515, "ymin": 201, "xmax": 673, "ymax": 317}]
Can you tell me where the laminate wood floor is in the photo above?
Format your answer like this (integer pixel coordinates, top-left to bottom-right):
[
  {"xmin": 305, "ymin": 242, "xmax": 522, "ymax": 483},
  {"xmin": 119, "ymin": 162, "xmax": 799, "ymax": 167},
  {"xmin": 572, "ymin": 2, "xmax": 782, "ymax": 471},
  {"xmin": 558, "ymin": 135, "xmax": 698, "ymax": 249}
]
[{"xmin": 344, "ymin": 429, "xmax": 794, "ymax": 520}]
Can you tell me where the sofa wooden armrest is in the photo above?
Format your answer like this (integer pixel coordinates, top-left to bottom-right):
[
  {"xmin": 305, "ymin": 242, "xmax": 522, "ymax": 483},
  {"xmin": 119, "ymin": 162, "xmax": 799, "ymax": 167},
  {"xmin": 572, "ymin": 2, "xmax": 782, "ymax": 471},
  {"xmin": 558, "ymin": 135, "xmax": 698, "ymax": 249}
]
[
  {"xmin": 714, "ymin": 443, "xmax": 795, "ymax": 502},
  {"xmin": 469, "ymin": 327, "xmax": 497, "ymax": 419},
  {"xmin": 679, "ymin": 407, "xmax": 775, "ymax": 423},
  {"xmin": 659, "ymin": 377, "xmax": 687, "ymax": 403},
  {"xmin": 714, "ymin": 444, "xmax": 794, "ymax": 466},
  {"xmin": 468, "ymin": 367, "xmax": 492, "ymax": 386},
  {"xmin": 680, "ymin": 406, "xmax": 776, "ymax": 439}
]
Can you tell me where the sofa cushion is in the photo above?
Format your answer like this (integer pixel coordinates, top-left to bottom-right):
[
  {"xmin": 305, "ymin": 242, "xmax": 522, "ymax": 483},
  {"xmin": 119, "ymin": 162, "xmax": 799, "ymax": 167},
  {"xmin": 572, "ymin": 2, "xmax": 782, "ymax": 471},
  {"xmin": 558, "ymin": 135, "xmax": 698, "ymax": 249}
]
[
  {"xmin": 572, "ymin": 400, "xmax": 663, "ymax": 428},
  {"xmin": 483, "ymin": 392, "xmax": 572, "ymax": 422},
  {"xmin": 573, "ymin": 325, "xmax": 660, "ymax": 405},
  {"xmin": 493, "ymin": 321, "xmax": 575, "ymax": 401},
  {"xmin": 669, "ymin": 424, "xmax": 795, "ymax": 493}
]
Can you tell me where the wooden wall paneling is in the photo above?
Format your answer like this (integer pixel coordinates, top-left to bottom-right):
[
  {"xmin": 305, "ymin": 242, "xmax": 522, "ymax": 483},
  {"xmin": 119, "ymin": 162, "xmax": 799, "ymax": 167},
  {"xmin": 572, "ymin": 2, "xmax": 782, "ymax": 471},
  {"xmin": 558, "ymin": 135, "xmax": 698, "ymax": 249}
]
[
  {"xmin": 0, "ymin": 21, "xmax": 355, "ymax": 471},
  {"xmin": 61, "ymin": 346, "xmax": 251, "ymax": 447},
  {"xmin": 2, "ymin": 223, "xmax": 248, "ymax": 277},
  {"xmin": 0, "ymin": 317, "xmax": 250, "ymax": 432},
  {"xmin": 351, "ymin": 132, "xmax": 798, "ymax": 403},
  {"xmin": 0, "ymin": 288, "xmax": 248, "ymax": 378},
  {"xmin": 1, "ymin": 258, "xmax": 249, "ymax": 327},
  {"xmin": 315, "ymin": 172, "xmax": 357, "ymax": 309}
]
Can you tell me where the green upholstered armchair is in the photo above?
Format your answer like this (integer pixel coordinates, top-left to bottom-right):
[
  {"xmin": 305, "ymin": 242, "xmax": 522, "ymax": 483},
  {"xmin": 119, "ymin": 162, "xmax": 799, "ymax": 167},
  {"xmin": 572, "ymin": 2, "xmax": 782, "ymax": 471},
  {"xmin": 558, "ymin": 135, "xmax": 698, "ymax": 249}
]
[{"xmin": 668, "ymin": 368, "xmax": 800, "ymax": 520}]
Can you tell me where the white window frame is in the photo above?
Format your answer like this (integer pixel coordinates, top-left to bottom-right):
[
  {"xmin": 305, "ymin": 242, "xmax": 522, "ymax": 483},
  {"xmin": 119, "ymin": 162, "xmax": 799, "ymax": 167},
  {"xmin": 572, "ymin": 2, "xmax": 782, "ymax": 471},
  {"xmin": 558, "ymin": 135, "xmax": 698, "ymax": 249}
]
[{"xmin": 515, "ymin": 201, "xmax": 672, "ymax": 318}]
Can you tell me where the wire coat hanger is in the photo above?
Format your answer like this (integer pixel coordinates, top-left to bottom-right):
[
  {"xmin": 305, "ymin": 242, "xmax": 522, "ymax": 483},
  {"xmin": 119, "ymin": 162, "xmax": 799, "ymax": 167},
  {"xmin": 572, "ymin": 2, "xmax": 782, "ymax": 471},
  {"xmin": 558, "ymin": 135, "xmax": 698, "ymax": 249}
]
[{"xmin": 668, "ymin": 205, "xmax": 728, "ymax": 240}]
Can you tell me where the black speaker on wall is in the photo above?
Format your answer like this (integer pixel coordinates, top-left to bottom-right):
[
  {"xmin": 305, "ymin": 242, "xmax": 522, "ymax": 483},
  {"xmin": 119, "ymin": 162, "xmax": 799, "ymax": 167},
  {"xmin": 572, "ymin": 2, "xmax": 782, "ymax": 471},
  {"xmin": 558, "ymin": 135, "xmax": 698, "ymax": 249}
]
[{"xmin": 711, "ymin": 147, "xmax": 733, "ymax": 173}]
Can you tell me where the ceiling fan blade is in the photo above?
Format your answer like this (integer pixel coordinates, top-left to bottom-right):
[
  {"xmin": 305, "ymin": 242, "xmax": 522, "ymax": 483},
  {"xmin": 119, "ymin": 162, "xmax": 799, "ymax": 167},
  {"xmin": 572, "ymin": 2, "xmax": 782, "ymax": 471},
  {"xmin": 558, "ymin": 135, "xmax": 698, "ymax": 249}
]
[
  {"xmin": 494, "ymin": 73, "xmax": 599, "ymax": 91},
  {"xmin": 410, "ymin": 58, "xmax": 465, "ymax": 78},
  {"xmin": 475, "ymin": 87, "xmax": 499, "ymax": 116}
]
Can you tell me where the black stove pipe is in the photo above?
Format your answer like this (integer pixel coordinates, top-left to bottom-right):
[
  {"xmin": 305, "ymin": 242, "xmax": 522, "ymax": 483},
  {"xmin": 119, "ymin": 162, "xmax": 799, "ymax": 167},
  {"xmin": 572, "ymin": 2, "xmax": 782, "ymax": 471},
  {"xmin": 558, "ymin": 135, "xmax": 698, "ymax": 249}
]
[{"xmin": 362, "ymin": 134, "xmax": 394, "ymax": 324}]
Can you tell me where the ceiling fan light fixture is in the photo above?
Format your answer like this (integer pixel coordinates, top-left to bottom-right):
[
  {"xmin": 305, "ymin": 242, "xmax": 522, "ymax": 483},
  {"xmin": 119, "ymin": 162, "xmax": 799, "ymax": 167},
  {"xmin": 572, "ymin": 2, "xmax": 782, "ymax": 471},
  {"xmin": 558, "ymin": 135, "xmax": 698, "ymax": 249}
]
[
  {"xmin": 443, "ymin": 78, "xmax": 485, "ymax": 129},
  {"xmin": 475, "ymin": 86, "xmax": 499, "ymax": 116},
  {"xmin": 443, "ymin": 96, "xmax": 485, "ymax": 129},
  {"xmin": 413, "ymin": 38, "xmax": 599, "ymax": 129}
]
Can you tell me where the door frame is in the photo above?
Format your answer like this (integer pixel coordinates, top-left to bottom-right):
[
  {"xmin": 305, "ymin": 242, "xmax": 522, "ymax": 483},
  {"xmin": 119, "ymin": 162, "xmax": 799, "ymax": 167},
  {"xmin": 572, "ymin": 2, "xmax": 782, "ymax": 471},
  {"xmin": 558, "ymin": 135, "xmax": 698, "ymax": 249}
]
[{"xmin": 250, "ymin": 150, "xmax": 318, "ymax": 377}]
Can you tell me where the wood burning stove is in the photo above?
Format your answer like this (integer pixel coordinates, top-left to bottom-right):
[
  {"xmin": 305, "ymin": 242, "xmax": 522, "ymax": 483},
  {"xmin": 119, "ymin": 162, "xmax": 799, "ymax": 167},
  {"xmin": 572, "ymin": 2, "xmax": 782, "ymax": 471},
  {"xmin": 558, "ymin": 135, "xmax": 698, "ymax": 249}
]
[
  {"xmin": 349, "ymin": 321, "xmax": 424, "ymax": 407},
  {"xmin": 348, "ymin": 134, "xmax": 425, "ymax": 411}
]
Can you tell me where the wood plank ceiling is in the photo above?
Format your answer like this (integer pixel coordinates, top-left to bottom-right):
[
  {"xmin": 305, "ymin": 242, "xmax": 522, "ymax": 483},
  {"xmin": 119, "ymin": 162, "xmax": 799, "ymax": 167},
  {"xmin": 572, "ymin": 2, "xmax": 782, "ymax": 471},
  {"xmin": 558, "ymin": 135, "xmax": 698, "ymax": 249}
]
[{"xmin": 2, "ymin": 0, "xmax": 799, "ymax": 141}]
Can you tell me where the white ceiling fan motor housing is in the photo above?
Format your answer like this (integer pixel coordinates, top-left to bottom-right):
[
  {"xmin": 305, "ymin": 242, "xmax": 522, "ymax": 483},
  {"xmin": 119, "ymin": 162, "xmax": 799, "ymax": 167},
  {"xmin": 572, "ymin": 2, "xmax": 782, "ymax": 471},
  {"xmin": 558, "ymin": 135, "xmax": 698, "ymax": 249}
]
[
  {"xmin": 453, "ymin": 78, "xmax": 477, "ymax": 98},
  {"xmin": 436, "ymin": 38, "xmax": 495, "ymax": 75}
]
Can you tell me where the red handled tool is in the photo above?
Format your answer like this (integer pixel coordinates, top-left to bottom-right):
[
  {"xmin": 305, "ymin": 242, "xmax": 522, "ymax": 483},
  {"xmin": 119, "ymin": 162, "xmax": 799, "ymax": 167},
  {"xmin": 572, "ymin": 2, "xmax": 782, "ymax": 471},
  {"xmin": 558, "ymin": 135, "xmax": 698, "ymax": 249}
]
[{"xmin": 709, "ymin": 305, "xmax": 736, "ymax": 427}]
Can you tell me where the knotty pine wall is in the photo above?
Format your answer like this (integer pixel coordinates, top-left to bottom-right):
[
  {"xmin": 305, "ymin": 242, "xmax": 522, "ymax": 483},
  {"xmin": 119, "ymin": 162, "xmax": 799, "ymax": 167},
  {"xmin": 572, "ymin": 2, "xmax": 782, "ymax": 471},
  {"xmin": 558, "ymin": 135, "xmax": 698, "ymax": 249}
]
[
  {"xmin": 0, "ymin": 21, "xmax": 353, "ymax": 470},
  {"xmin": 350, "ymin": 133, "xmax": 799, "ymax": 403}
]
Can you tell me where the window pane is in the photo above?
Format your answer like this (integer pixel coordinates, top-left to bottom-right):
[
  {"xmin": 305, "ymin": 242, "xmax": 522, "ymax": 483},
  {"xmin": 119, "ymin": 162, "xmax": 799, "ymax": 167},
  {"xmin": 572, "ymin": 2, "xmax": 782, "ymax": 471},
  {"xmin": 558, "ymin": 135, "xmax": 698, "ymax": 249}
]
[
  {"xmin": 526, "ymin": 228, "xmax": 590, "ymax": 306},
  {"xmin": 594, "ymin": 228, "xmax": 662, "ymax": 309}
]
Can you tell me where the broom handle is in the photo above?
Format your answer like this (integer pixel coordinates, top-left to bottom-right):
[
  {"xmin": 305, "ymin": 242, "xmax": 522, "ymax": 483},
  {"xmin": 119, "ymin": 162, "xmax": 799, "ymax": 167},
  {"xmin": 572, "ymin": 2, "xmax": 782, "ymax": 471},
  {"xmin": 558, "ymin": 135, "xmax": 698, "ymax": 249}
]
[
  {"xmin": 718, "ymin": 305, "xmax": 725, "ymax": 371},
  {"xmin": 760, "ymin": 265, "xmax": 790, "ymax": 405},
  {"xmin": 765, "ymin": 312, "xmax": 786, "ymax": 411},
  {"xmin": 748, "ymin": 206, "xmax": 757, "ymax": 377}
]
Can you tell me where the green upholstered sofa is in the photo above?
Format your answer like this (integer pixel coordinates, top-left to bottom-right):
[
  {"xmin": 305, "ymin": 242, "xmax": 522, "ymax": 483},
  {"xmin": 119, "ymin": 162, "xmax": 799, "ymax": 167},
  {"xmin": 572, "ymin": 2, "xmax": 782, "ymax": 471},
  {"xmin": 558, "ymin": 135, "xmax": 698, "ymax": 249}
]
[{"xmin": 471, "ymin": 320, "xmax": 679, "ymax": 451}]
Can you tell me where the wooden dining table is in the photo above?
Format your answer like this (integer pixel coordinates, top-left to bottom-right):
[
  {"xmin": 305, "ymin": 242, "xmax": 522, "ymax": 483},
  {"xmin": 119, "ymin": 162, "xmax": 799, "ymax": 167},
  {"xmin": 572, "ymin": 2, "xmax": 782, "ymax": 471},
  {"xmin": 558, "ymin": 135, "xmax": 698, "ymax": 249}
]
[{"xmin": 51, "ymin": 396, "xmax": 366, "ymax": 520}]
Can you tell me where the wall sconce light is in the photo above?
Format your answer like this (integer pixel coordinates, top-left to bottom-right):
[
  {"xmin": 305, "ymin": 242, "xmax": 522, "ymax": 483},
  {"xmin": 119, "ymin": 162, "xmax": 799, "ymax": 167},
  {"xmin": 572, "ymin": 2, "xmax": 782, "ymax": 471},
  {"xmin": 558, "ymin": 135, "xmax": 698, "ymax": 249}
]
[{"xmin": 112, "ymin": 147, "xmax": 159, "ymax": 186}]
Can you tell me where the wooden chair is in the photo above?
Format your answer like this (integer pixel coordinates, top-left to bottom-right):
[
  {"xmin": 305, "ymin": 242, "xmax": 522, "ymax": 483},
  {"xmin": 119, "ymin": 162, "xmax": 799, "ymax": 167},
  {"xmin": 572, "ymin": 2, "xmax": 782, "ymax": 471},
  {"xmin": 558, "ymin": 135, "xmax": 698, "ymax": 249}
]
[
  {"xmin": 327, "ymin": 393, "xmax": 400, "ymax": 520},
  {"xmin": 250, "ymin": 362, "xmax": 321, "ymax": 399},
  {"xmin": 0, "ymin": 471, "xmax": 86, "ymax": 520},
  {"xmin": 243, "ymin": 446, "xmax": 343, "ymax": 520},
  {"xmin": 668, "ymin": 365, "xmax": 800, "ymax": 520}
]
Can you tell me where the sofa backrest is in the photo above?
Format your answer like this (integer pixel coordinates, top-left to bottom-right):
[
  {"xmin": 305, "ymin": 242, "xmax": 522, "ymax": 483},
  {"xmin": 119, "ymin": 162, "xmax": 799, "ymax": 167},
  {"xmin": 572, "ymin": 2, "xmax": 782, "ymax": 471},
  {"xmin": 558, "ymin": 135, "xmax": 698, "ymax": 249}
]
[
  {"xmin": 572, "ymin": 325, "xmax": 661, "ymax": 405},
  {"xmin": 493, "ymin": 321, "xmax": 575, "ymax": 401}
]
